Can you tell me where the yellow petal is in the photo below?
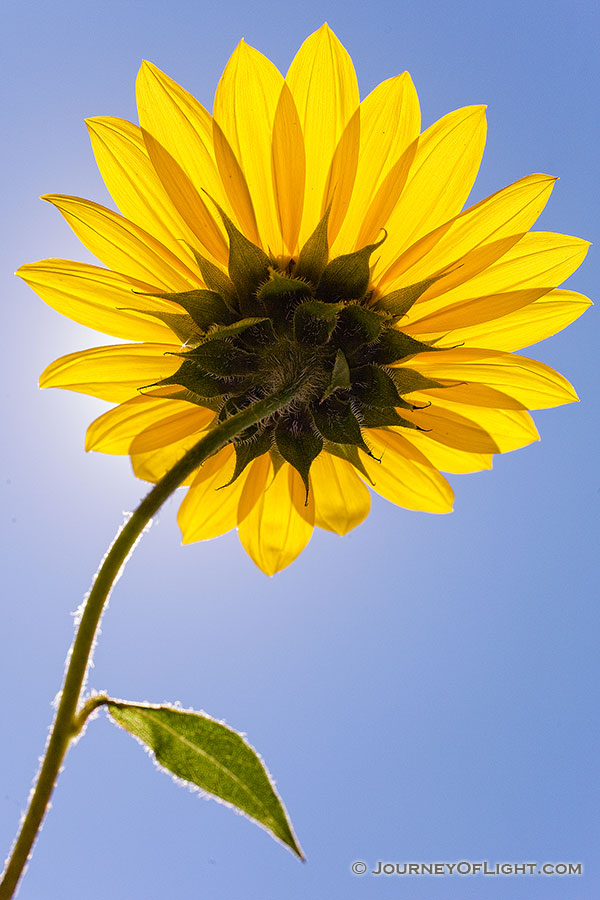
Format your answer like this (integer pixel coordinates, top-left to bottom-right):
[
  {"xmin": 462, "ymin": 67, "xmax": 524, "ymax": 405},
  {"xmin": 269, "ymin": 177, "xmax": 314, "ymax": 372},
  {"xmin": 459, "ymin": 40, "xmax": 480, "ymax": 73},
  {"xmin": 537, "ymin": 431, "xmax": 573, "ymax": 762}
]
[
  {"xmin": 86, "ymin": 394, "xmax": 211, "ymax": 454},
  {"xmin": 135, "ymin": 60, "xmax": 229, "ymax": 264},
  {"xmin": 39, "ymin": 343, "xmax": 179, "ymax": 401},
  {"xmin": 322, "ymin": 107, "xmax": 361, "ymax": 246},
  {"xmin": 42, "ymin": 194, "xmax": 198, "ymax": 291},
  {"xmin": 335, "ymin": 72, "xmax": 420, "ymax": 252},
  {"xmin": 178, "ymin": 445, "xmax": 252, "ymax": 541},
  {"xmin": 435, "ymin": 288, "xmax": 592, "ymax": 351},
  {"xmin": 378, "ymin": 172, "xmax": 556, "ymax": 293},
  {"xmin": 214, "ymin": 40, "xmax": 284, "ymax": 254},
  {"xmin": 238, "ymin": 463, "xmax": 314, "ymax": 575},
  {"xmin": 400, "ymin": 430, "xmax": 493, "ymax": 473},
  {"xmin": 212, "ymin": 119, "xmax": 261, "ymax": 246},
  {"xmin": 86, "ymin": 116, "xmax": 200, "ymax": 265},
  {"xmin": 131, "ymin": 429, "xmax": 210, "ymax": 486},
  {"xmin": 311, "ymin": 453, "xmax": 370, "ymax": 534},
  {"xmin": 271, "ymin": 83, "xmax": 306, "ymax": 255},
  {"xmin": 399, "ymin": 398, "xmax": 539, "ymax": 452},
  {"xmin": 360, "ymin": 430, "xmax": 454, "ymax": 512},
  {"xmin": 373, "ymin": 105, "xmax": 487, "ymax": 277},
  {"xmin": 405, "ymin": 232, "xmax": 590, "ymax": 329},
  {"xmin": 17, "ymin": 259, "xmax": 181, "ymax": 343},
  {"xmin": 286, "ymin": 24, "xmax": 359, "ymax": 246},
  {"xmin": 404, "ymin": 347, "xmax": 579, "ymax": 408}
]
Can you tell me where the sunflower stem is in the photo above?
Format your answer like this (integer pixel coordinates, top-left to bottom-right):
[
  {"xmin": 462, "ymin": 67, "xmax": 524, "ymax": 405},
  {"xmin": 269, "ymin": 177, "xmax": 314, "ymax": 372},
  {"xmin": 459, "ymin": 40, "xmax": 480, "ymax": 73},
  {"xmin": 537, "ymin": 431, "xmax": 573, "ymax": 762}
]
[{"xmin": 0, "ymin": 384, "xmax": 299, "ymax": 900}]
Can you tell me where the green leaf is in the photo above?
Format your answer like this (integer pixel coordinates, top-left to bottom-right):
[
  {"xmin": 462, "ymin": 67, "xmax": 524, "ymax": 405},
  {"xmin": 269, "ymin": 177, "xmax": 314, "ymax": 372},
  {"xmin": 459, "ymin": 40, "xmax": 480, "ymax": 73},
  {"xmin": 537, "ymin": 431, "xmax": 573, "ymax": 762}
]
[
  {"xmin": 316, "ymin": 233, "xmax": 385, "ymax": 303},
  {"xmin": 108, "ymin": 702, "xmax": 303, "ymax": 858},
  {"xmin": 293, "ymin": 300, "xmax": 339, "ymax": 344},
  {"xmin": 323, "ymin": 349, "xmax": 350, "ymax": 400},
  {"xmin": 294, "ymin": 207, "xmax": 330, "ymax": 285}
]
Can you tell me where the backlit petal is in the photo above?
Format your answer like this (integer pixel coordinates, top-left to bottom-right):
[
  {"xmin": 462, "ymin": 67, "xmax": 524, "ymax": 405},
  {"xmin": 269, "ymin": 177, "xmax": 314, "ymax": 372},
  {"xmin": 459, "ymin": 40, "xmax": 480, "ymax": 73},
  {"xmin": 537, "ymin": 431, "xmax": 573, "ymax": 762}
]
[
  {"xmin": 378, "ymin": 173, "xmax": 556, "ymax": 293},
  {"xmin": 311, "ymin": 453, "xmax": 370, "ymax": 534},
  {"xmin": 178, "ymin": 445, "xmax": 252, "ymax": 541},
  {"xmin": 39, "ymin": 343, "xmax": 179, "ymax": 401},
  {"xmin": 86, "ymin": 394, "xmax": 212, "ymax": 454},
  {"xmin": 42, "ymin": 194, "xmax": 198, "ymax": 291},
  {"xmin": 16, "ymin": 259, "xmax": 180, "ymax": 343},
  {"xmin": 135, "ymin": 61, "xmax": 229, "ymax": 263},
  {"xmin": 238, "ymin": 463, "xmax": 314, "ymax": 575},
  {"xmin": 360, "ymin": 430, "xmax": 454, "ymax": 512},
  {"xmin": 404, "ymin": 347, "xmax": 579, "ymax": 408},
  {"xmin": 335, "ymin": 72, "xmax": 420, "ymax": 252},
  {"xmin": 214, "ymin": 40, "xmax": 284, "ymax": 254},
  {"xmin": 400, "ymin": 430, "xmax": 493, "ymax": 473},
  {"xmin": 86, "ymin": 116, "xmax": 200, "ymax": 264},
  {"xmin": 373, "ymin": 105, "xmax": 487, "ymax": 276},
  {"xmin": 438, "ymin": 289, "xmax": 592, "ymax": 351},
  {"xmin": 271, "ymin": 83, "xmax": 306, "ymax": 255},
  {"xmin": 286, "ymin": 24, "xmax": 359, "ymax": 245}
]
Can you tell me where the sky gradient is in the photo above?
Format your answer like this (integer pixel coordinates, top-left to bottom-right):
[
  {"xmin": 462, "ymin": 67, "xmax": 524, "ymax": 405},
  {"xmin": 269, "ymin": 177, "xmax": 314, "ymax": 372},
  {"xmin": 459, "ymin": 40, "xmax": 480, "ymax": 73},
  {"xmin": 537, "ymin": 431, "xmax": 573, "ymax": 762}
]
[{"xmin": 1, "ymin": 1, "xmax": 598, "ymax": 898}]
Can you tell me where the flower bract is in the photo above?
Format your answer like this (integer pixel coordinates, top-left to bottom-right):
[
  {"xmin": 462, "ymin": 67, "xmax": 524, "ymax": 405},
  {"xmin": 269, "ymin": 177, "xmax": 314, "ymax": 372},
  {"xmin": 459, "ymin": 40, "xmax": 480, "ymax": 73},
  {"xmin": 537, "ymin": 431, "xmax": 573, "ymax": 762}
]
[{"xmin": 19, "ymin": 24, "xmax": 591, "ymax": 574}]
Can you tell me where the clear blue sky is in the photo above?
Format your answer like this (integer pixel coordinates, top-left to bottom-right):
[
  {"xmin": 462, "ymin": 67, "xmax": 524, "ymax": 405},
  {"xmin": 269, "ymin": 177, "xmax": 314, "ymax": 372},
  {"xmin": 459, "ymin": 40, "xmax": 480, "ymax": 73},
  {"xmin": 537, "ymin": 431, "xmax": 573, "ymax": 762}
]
[{"xmin": 1, "ymin": 1, "xmax": 598, "ymax": 898}]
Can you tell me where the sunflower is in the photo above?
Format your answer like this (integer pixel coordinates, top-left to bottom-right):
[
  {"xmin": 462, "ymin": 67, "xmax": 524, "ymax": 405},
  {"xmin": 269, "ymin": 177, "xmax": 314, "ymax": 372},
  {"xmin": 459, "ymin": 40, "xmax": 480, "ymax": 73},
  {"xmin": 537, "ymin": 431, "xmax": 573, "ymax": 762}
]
[{"xmin": 19, "ymin": 24, "xmax": 590, "ymax": 574}]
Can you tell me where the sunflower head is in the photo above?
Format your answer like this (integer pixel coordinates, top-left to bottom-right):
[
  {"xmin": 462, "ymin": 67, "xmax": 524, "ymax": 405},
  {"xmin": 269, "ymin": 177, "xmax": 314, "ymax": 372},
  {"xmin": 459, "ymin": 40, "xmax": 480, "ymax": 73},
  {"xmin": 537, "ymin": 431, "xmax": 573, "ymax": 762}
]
[
  {"xmin": 141, "ymin": 205, "xmax": 447, "ymax": 499},
  {"xmin": 20, "ymin": 24, "xmax": 591, "ymax": 574}
]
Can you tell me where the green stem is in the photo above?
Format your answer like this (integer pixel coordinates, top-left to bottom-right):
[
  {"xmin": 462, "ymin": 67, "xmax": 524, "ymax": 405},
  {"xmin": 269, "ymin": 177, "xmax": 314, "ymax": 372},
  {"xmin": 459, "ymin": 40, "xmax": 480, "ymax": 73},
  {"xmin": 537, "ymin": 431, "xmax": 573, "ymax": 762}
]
[{"xmin": 0, "ymin": 385, "xmax": 297, "ymax": 900}]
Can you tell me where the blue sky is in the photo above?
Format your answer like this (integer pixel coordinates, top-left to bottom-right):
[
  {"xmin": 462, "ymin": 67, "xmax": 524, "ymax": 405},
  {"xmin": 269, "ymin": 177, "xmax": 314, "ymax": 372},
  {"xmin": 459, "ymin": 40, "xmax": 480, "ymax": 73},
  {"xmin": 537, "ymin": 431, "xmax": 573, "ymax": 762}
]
[{"xmin": 1, "ymin": 1, "xmax": 598, "ymax": 898}]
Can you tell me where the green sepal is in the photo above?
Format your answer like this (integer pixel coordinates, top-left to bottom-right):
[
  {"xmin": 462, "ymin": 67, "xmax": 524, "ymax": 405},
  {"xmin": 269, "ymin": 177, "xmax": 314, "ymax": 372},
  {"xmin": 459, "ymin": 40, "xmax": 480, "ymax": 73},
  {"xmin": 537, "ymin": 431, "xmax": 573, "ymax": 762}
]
[
  {"xmin": 190, "ymin": 248, "xmax": 239, "ymax": 312},
  {"xmin": 257, "ymin": 271, "xmax": 312, "ymax": 313},
  {"xmin": 275, "ymin": 413, "xmax": 323, "ymax": 501},
  {"xmin": 269, "ymin": 445, "xmax": 286, "ymax": 478},
  {"xmin": 107, "ymin": 702, "xmax": 303, "ymax": 859},
  {"xmin": 144, "ymin": 385, "xmax": 221, "ymax": 412},
  {"xmin": 316, "ymin": 233, "xmax": 386, "ymax": 303},
  {"xmin": 214, "ymin": 208, "xmax": 271, "ymax": 313},
  {"xmin": 294, "ymin": 300, "xmax": 339, "ymax": 344},
  {"xmin": 154, "ymin": 361, "xmax": 226, "ymax": 398},
  {"xmin": 373, "ymin": 272, "xmax": 449, "ymax": 317},
  {"xmin": 294, "ymin": 207, "xmax": 330, "ymax": 286},
  {"xmin": 312, "ymin": 396, "xmax": 367, "ymax": 449},
  {"xmin": 351, "ymin": 365, "xmax": 410, "ymax": 408},
  {"xmin": 372, "ymin": 328, "xmax": 439, "ymax": 365},
  {"xmin": 181, "ymin": 341, "xmax": 257, "ymax": 377},
  {"xmin": 122, "ymin": 307, "xmax": 199, "ymax": 344},
  {"xmin": 136, "ymin": 288, "xmax": 236, "ymax": 331},
  {"xmin": 202, "ymin": 318, "xmax": 270, "ymax": 342},
  {"xmin": 388, "ymin": 366, "xmax": 444, "ymax": 394},
  {"xmin": 323, "ymin": 349, "xmax": 350, "ymax": 400},
  {"xmin": 222, "ymin": 426, "xmax": 274, "ymax": 487},
  {"xmin": 322, "ymin": 440, "xmax": 374, "ymax": 484},
  {"xmin": 358, "ymin": 405, "xmax": 420, "ymax": 429},
  {"xmin": 334, "ymin": 304, "xmax": 384, "ymax": 355}
]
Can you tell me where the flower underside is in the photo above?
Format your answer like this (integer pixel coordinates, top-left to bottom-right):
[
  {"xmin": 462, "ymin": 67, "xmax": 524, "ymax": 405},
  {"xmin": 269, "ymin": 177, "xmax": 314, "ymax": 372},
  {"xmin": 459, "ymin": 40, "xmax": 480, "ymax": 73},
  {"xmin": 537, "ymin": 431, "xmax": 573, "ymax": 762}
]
[
  {"xmin": 20, "ymin": 24, "xmax": 591, "ymax": 573},
  {"xmin": 142, "ymin": 208, "xmax": 447, "ymax": 500}
]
